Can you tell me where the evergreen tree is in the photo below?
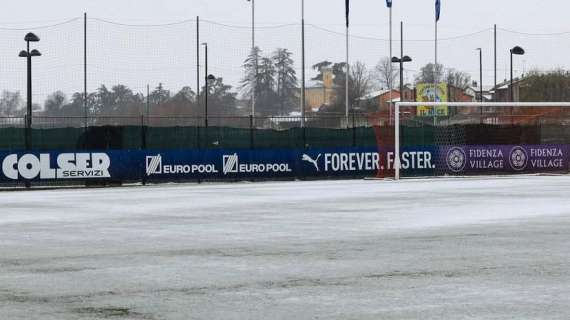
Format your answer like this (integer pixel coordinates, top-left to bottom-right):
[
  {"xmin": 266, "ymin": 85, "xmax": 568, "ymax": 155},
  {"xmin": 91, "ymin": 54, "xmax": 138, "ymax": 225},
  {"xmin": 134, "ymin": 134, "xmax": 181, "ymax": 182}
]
[
  {"xmin": 256, "ymin": 57, "xmax": 278, "ymax": 115},
  {"xmin": 149, "ymin": 83, "xmax": 171, "ymax": 106},
  {"xmin": 311, "ymin": 61, "xmax": 333, "ymax": 82},
  {"xmin": 239, "ymin": 46, "xmax": 262, "ymax": 102},
  {"xmin": 200, "ymin": 77, "xmax": 238, "ymax": 116},
  {"xmin": 273, "ymin": 48, "xmax": 298, "ymax": 115}
]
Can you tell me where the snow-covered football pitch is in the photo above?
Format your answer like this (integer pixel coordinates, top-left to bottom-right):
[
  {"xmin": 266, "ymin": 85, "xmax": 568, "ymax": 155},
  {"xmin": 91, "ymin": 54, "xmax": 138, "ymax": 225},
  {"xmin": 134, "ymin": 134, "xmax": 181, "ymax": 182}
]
[{"xmin": 1, "ymin": 176, "xmax": 569, "ymax": 319}]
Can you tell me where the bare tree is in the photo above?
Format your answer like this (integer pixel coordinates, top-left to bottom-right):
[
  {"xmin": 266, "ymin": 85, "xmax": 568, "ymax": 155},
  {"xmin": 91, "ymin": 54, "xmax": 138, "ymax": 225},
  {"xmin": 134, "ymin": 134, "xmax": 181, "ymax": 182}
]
[
  {"xmin": 374, "ymin": 57, "xmax": 398, "ymax": 90},
  {"xmin": 349, "ymin": 61, "xmax": 373, "ymax": 109},
  {"xmin": 0, "ymin": 91, "xmax": 23, "ymax": 116},
  {"xmin": 446, "ymin": 68, "xmax": 472, "ymax": 90},
  {"xmin": 44, "ymin": 91, "xmax": 67, "ymax": 115},
  {"xmin": 415, "ymin": 63, "xmax": 445, "ymax": 84}
]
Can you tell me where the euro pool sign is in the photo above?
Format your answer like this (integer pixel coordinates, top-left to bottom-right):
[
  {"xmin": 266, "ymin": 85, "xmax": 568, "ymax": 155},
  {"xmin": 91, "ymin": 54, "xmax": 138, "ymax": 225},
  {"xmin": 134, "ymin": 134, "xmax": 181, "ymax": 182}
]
[
  {"xmin": 222, "ymin": 153, "xmax": 292, "ymax": 175},
  {"xmin": 1, "ymin": 153, "xmax": 111, "ymax": 180},
  {"xmin": 145, "ymin": 154, "xmax": 218, "ymax": 176}
]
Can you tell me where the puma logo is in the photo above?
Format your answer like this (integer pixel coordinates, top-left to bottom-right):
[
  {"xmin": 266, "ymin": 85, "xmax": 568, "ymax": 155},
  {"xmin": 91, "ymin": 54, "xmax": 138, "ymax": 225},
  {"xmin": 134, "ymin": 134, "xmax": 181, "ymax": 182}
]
[{"xmin": 302, "ymin": 154, "xmax": 321, "ymax": 171}]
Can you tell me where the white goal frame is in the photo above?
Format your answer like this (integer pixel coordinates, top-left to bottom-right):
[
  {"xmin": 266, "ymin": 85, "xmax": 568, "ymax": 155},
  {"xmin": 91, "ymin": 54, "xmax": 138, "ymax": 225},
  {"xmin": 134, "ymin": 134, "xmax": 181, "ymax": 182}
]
[{"xmin": 394, "ymin": 102, "xmax": 570, "ymax": 180}]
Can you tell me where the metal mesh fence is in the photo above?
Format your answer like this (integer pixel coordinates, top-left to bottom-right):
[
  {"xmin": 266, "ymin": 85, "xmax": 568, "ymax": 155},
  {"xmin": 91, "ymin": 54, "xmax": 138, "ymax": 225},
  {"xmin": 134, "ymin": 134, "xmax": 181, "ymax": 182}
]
[{"xmin": 2, "ymin": 17, "xmax": 570, "ymax": 120}]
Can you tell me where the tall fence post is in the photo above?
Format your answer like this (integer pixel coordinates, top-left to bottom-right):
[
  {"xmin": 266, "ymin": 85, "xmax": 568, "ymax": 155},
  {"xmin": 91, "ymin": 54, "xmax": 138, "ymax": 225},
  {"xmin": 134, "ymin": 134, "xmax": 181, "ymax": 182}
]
[
  {"xmin": 83, "ymin": 12, "xmax": 88, "ymax": 131},
  {"xmin": 24, "ymin": 114, "xmax": 31, "ymax": 189}
]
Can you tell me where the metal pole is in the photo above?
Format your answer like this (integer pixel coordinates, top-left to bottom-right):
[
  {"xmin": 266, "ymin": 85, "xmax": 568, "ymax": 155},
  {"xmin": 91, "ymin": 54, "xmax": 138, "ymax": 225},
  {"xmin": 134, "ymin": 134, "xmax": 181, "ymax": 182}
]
[
  {"xmin": 478, "ymin": 48, "xmax": 483, "ymax": 123},
  {"xmin": 300, "ymin": 0, "xmax": 306, "ymax": 127},
  {"xmin": 510, "ymin": 50, "xmax": 513, "ymax": 102},
  {"xmin": 400, "ymin": 22, "xmax": 404, "ymax": 101},
  {"xmin": 251, "ymin": 0, "xmax": 256, "ymax": 119},
  {"xmin": 146, "ymin": 84, "xmax": 150, "ymax": 118},
  {"xmin": 493, "ymin": 24, "xmax": 497, "ymax": 101},
  {"xmin": 204, "ymin": 44, "xmax": 209, "ymax": 128},
  {"xmin": 479, "ymin": 49, "xmax": 483, "ymax": 102},
  {"xmin": 197, "ymin": 16, "xmax": 200, "ymax": 108},
  {"xmin": 345, "ymin": 24, "xmax": 349, "ymax": 126},
  {"xmin": 389, "ymin": 6, "xmax": 393, "ymax": 124},
  {"xmin": 510, "ymin": 50, "xmax": 514, "ymax": 123},
  {"xmin": 25, "ymin": 42, "xmax": 31, "ymax": 189},
  {"xmin": 26, "ymin": 41, "xmax": 32, "ymax": 136},
  {"xmin": 434, "ymin": 16, "xmax": 438, "ymax": 105},
  {"xmin": 84, "ymin": 12, "xmax": 88, "ymax": 128},
  {"xmin": 394, "ymin": 102, "xmax": 400, "ymax": 180}
]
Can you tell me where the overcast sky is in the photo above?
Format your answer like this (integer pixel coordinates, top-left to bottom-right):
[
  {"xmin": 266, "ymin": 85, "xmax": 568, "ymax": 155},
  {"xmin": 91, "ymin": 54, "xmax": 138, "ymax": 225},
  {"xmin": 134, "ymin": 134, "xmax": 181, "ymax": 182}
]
[
  {"xmin": 1, "ymin": 0, "xmax": 569, "ymax": 100},
  {"xmin": 1, "ymin": 0, "xmax": 565, "ymax": 32}
]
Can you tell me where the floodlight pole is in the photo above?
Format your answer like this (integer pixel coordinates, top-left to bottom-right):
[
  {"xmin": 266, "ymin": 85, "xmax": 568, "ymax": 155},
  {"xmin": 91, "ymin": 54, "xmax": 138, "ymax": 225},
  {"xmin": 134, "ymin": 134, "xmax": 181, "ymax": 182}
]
[
  {"xmin": 509, "ymin": 46, "xmax": 525, "ymax": 102},
  {"xmin": 196, "ymin": 16, "xmax": 200, "ymax": 112},
  {"xmin": 510, "ymin": 50, "xmax": 514, "ymax": 102},
  {"xmin": 203, "ymin": 43, "xmax": 209, "ymax": 128},
  {"xmin": 19, "ymin": 33, "xmax": 40, "ymax": 189},
  {"xmin": 20, "ymin": 33, "xmax": 41, "ymax": 150},
  {"xmin": 394, "ymin": 102, "xmax": 400, "ymax": 180},
  {"xmin": 26, "ymin": 42, "xmax": 32, "ymax": 133}
]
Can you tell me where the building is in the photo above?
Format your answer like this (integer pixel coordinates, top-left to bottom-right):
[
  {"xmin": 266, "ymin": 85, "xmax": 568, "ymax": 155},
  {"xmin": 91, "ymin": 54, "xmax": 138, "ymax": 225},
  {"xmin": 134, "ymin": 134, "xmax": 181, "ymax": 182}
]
[
  {"xmin": 299, "ymin": 67, "xmax": 336, "ymax": 113},
  {"xmin": 357, "ymin": 89, "xmax": 400, "ymax": 113},
  {"xmin": 494, "ymin": 78, "xmax": 526, "ymax": 102}
]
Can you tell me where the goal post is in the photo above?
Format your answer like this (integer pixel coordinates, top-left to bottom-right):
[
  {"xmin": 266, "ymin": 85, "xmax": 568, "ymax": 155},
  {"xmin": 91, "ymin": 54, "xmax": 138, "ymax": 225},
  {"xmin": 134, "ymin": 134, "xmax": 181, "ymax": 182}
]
[{"xmin": 393, "ymin": 101, "xmax": 570, "ymax": 180}]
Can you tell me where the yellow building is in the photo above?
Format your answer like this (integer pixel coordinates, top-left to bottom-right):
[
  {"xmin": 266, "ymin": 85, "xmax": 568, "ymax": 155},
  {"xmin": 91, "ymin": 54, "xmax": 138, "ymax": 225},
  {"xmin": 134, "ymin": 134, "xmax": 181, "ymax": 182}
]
[{"xmin": 298, "ymin": 67, "xmax": 336, "ymax": 112}]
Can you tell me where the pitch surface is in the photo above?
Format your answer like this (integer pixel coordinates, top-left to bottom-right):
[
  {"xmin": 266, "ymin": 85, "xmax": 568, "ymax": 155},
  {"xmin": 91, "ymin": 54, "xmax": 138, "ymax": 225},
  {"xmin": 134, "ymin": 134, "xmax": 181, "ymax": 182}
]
[{"xmin": 1, "ymin": 176, "xmax": 569, "ymax": 319}]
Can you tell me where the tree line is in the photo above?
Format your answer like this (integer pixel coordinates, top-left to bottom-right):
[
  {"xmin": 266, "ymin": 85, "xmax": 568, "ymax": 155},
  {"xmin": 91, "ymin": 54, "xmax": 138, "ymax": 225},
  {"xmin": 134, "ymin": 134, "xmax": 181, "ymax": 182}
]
[
  {"xmin": 0, "ymin": 79, "xmax": 238, "ymax": 118},
  {"xmin": 2, "ymin": 49, "xmax": 569, "ymax": 118}
]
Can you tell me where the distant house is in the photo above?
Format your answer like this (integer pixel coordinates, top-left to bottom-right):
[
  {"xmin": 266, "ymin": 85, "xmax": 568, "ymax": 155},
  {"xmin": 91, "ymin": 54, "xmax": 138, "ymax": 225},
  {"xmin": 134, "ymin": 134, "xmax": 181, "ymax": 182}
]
[
  {"xmin": 357, "ymin": 89, "xmax": 400, "ymax": 113},
  {"xmin": 298, "ymin": 67, "xmax": 336, "ymax": 113},
  {"xmin": 356, "ymin": 85, "xmax": 416, "ymax": 113},
  {"xmin": 494, "ymin": 78, "xmax": 528, "ymax": 102},
  {"xmin": 466, "ymin": 84, "xmax": 494, "ymax": 102}
]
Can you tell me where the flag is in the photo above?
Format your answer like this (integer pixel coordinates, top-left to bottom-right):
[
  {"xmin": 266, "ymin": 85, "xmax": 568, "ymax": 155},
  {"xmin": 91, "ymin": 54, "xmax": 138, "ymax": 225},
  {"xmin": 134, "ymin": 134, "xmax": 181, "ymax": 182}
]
[
  {"xmin": 435, "ymin": 0, "xmax": 441, "ymax": 21},
  {"xmin": 386, "ymin": 0, "xmax": 392, "ymax": 8},
  {"xmin": 345, "ymin": 0, "xmax": 349, "ymax": 28}
]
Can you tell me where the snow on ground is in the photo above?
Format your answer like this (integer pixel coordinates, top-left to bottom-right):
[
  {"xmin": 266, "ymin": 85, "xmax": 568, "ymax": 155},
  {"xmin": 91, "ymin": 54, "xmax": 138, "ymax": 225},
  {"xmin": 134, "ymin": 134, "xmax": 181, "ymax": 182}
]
[{"xmin": 0, "ymin": 176, "xmax": 569, "ymax": 319}]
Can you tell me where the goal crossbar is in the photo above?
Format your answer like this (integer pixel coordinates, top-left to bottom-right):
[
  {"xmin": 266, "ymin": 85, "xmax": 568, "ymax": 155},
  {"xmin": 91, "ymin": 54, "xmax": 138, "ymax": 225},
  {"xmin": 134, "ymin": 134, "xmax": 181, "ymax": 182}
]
[{"xmin": 393, "ymin": 102, "xmax": 570, "ymax": 180}]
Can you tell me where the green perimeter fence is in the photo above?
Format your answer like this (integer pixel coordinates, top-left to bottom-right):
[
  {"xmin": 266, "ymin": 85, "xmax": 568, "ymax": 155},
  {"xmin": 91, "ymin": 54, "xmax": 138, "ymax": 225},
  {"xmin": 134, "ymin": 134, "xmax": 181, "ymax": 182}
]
[
  {"xmin": 1, "ymin": 114, "xmax": 570, "ymax": 152},
  {"xmin": 0, "ymin": 115, "xmax": 379, "ymax": 151}
]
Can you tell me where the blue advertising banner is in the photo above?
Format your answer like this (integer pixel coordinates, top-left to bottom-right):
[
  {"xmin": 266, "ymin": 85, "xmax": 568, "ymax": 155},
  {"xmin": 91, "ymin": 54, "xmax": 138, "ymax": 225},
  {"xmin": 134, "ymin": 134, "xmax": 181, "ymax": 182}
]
[{"xmin": 0, "ymin": 145, "xmax": 568, "ymax": 182}]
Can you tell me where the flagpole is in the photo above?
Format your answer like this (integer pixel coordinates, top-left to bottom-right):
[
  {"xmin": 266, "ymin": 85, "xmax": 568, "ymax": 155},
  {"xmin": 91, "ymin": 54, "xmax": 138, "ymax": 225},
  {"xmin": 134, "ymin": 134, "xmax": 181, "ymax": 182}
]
[
  {"xmin": 301, "ymin": 0, "xmax": 306, "ymax": 127},
  {"xmin": 345, "ymin": 6, "xmax": 350, "ymax": 126}
]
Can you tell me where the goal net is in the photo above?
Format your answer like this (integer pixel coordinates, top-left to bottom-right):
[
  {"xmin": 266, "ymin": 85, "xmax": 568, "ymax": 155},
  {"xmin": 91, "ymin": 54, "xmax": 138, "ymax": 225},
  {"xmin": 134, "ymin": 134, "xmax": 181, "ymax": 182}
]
[{"xmin": 378, "ymin": 102, "xmax": 570, "ymax": 180}]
